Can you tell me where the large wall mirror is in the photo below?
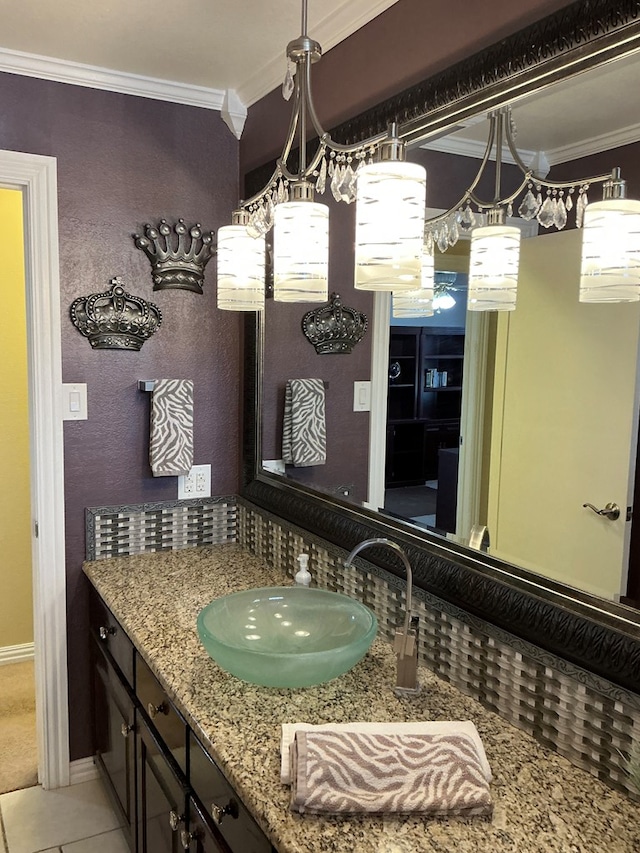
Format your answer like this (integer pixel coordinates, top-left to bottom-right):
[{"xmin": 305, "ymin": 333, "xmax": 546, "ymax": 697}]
[{"xmin": 243, "ymin": 0, "xmax": 640, "ymax": 692}]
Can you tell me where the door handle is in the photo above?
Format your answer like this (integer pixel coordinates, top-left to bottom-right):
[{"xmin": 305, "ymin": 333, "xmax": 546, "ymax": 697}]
[{"xmin": 582, "ymin": 502, "xmax": 620, "ymax": 520}]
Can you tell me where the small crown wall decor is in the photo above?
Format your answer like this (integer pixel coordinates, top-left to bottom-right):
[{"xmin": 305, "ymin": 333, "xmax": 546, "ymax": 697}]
[
  {"xmin": 70, "ymin": 276, "xmax": 162, "ymax": 351},
  {"xmin": 133, "ymin": 219, "xmax": 215, "ymax": 294},
  {"xmin": 301, "ymin": 292, "xmax": 368, "ymax": 355}
]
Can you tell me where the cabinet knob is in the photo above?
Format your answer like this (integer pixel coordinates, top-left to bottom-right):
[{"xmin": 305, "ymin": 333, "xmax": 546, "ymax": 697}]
[
  {"xmin": 180, "ymin": 829, "xmax": 197, "ymax": 850},
  {"xmin": 120, "ymin": 722, "xmax": 133, "ymax": 738},
  {"xmin": 211, "ymin": 798, "xmax": 239, "ymax": 825},
  {"xmin": 147, "ymin": 701, "xmax": 167, "ymax": 719},
  {"xmin": 98, "ymin": 625, "xmax": 116, "ymax": 641},
  {"xmin": 168, "ymin": 810, "xmax": 184, "ymax": 832}
]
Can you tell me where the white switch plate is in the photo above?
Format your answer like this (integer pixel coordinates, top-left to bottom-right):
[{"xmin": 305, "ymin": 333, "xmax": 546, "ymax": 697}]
[
  {"xmin": 62, "ymin": 383, "xmax": 88, "ymax": 420},
  {"xmin": 353, "ymin": 381, "xmax": 371, "ymax": 412},
  {"xmin": 178, "ymin": 464, "xmax": 211, "ymax": 499}
]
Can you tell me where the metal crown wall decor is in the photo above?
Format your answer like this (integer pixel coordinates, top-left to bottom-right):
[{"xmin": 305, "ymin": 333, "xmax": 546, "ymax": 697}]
[
  {"xmin": 301, "ymin": 292, "xmax": 368, "ymax": 354},
  {"xmin": 70, "ymin": 276, "xmax": 162, "ymax": 350},
  {"xmin": 133, "ymin": 219, "xmax": 215, "ymax": 294}
]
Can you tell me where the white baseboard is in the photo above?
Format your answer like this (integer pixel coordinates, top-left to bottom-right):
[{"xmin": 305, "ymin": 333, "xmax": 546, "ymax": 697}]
[
  {"xmin": 0, "ymin": 642, "xmax": 35, "ymax": 664},
  {"xmin": 69, "ymin": 757, "xmax": 99, "ymax": 786}
]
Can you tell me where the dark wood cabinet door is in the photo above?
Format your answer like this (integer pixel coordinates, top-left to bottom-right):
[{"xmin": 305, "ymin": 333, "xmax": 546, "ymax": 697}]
[
  {"xmin": 91, "ymin": 641, "xmax": 136, "ymax": 849},
  {"xmin": 183, "ymin": 796, "xmax": 230, "ymax": 853},
  {"xmin": 137, "ymin": 713, "xmax": 188, "ymax": 853}
]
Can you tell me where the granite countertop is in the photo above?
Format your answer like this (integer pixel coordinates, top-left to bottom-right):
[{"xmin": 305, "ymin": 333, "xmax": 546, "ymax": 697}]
[{"xmin": 84, "ymin": 544, "xmax": 640, "ymax": 853}]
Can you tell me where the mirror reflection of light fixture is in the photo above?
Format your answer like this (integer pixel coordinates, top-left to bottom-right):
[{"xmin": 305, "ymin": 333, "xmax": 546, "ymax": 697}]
[
  {"xmin": 468, "ymin": 209, "xmax": 520, "ymax": 312},
  {"xmin": 579, "ymin": 171, "xmax": 640, "ymax": 303},
  {"xmin": 217, "ymin": 210, "xmax": 266, "ymax": 311},
  {"xmin": 392, "ymin": 242, "xmax": 435, "ymax": 318},
  {"xmin": 421, "ymin": 107, "xmax": 640, "ymax": 310},
  {"xmin": 433, "ymin": 271, "xmax": 458, "ymax": 312}
]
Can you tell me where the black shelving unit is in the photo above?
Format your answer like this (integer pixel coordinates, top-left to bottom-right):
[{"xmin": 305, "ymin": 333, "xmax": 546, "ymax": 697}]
[{"xmin": 386, "ymin": 326, "xmax": 464, "ymax": 487}]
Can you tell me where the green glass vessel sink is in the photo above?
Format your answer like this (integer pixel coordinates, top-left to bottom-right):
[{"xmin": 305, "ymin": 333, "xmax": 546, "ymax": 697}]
[{"xmin": 197, "ymin": 586, "xmax": 377, "ymax": 688}]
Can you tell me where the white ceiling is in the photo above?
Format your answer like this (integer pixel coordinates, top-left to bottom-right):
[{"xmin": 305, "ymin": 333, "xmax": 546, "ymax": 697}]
[{"xmin": 0, "ymin": 0, "xmax": 399, "ymax": 110}]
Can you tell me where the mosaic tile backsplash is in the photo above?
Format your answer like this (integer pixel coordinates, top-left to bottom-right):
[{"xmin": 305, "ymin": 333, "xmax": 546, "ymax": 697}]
[
  {"xmin": 85, "ymin": 494, "xmax": 640, "ymax": 798},
  {"xmin": 85, "ymin": 496, "xmax": 237, "ymax": 561}
]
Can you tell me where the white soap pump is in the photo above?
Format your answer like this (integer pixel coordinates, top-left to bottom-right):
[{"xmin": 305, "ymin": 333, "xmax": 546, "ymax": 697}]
[{"xmin": 294, "ymin": 553, "xmax": 311, "ymax": 586}]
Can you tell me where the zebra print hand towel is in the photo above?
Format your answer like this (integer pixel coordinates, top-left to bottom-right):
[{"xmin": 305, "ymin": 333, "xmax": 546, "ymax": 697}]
[
  {"xmin": 282, "ymin": 378, "xmax": 326, "ymax": 467},
  {"xmin": 289, "ymin": 730, "xmax": 493, "ymax": 816},
  {"xmin": 149, "ymin": 379, "xmax": 194, "ymax": 477},
  {"xmin": 280, "ymin": 720, "xmax": 492, "ymax": 785}
]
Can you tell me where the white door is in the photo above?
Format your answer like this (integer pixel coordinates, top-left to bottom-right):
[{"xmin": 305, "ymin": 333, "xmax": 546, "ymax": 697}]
[{"xmin": 487, "ymin": 229, "xmax": 640, "ymax": 600}]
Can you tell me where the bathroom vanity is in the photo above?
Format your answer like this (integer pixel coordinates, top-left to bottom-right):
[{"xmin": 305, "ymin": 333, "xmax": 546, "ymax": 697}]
[{"xmin": 85, "ymin": 543, "xmax": 640, "ymax": 853}]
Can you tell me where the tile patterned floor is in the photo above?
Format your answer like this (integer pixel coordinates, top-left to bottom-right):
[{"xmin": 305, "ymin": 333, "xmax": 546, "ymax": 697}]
[{"xmin": 0, "ymin": 780, "xmax": 128, "ymax": 853}]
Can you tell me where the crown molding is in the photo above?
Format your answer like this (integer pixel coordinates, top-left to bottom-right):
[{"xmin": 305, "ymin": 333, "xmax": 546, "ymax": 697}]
[
  {"xmin": 237, "ymin": 0, "xmax": 400, "ymax": 107},
  {"xmin": 0, "ymin": 46, "xmax": 227, "ymax": 111},
  {"xmin": 544, "ymin": 121, "xmax": 640, "ymax": 165},
  {"xmin": 421, "ymin": 121, "xmax": 640, "ymax": 169},
  {"xmin": 420, "ymin": 134, "xmax": 540, "ymax": 169}
]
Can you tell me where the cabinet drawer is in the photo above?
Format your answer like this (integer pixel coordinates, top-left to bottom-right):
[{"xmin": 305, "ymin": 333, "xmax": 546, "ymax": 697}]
[
  {"xmin": 136, "ymin": 654, "xmax": 188, "ymax": 775},
  {"xmin": 189, "ymin": 732, "xmax": 272, "ymax": 853},
  {"xmin": 90, "ymin": 588, "xmax": 135, "ymax": 685}
]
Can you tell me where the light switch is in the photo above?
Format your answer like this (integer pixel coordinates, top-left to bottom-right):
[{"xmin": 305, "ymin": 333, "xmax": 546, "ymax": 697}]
[
  {"xmin": 62, "ymin": 383, "xmax": 88, "ymax": 420},
  {"xmin": 353, "ymin": 381, "xmax": 371, "ymax": 412}
]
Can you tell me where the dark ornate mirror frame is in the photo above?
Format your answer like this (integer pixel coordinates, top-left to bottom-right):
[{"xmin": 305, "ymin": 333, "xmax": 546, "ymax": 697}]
[{"xmin": 242, "ymin": 0, "xmax": 640, "ymax": 694}]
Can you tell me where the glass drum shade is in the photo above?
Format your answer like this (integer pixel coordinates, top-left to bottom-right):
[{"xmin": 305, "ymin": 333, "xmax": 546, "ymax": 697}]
[
  {"xmin": 273, "ymin": 200, "xmax": 329, "ymax": 302},
  {"xmin": 354, "ymin": 161, "xmax": 426, "ymax": 292},
  {"xmin": 392, "ymin": 245, "xmax": 435, "ymax": 318},
  {"xmin": 468, "ymin": 224, "xmax": 521, "ymax": 311},
  {"xmin": 579, "ymin": 198, "xmax": 640, "ymax": 302},
  {"xmin": 217, "ymin": 225, "xmax": 265, "ymax": 311}
]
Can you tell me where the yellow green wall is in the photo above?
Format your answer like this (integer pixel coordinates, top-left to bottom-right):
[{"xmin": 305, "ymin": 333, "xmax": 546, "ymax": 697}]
[
  {"xmin": 0, "ymin": 188, "xmax": 33, "ymax": 648},
  {"xmin": 486, "ymin": 229, "xmax": 640, "ymax": 600}
]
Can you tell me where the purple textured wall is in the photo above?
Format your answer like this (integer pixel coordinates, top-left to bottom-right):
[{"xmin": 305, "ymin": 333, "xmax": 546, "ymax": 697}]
[{"xmin": 0, "ymin": 72, "xmax": 239, "ymax": 761}]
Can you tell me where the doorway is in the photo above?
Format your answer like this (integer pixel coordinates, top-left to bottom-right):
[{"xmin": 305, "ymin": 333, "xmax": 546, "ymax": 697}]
[
  {"xmin": 0, "ymin": 151, "xmax": 68, "ymax": 789},
  {"xmin": 0, "ymin": 187, "xmax": 37, "ymax": 794}
]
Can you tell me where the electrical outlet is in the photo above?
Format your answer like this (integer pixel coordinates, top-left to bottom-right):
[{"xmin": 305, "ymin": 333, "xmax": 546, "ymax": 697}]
[{"xmin": 178, "ymin": 464, "xmax": 211, "ymax": 499}]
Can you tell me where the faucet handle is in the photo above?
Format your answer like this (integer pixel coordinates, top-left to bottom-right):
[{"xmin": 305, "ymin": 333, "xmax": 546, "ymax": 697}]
[{"xmin": 393, "ymin": 629, "xmax": 415, "ymax": 657}]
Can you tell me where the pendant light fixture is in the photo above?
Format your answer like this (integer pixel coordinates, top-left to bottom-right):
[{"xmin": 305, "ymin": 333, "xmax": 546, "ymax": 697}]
[
  {"xmin": 579, "ymin": 169, "xmax": 640, "ymax": 303},
  {"xmin": 273, "ymin": 181, "xmax": 329, "ymax": 302},
  {"xmin": 217, "ymin": 210, "xmax": 266, "ymax": 311},
  {"xmin": 217, "ymin": 0, "xmax": 640, "ymax": 314},
  {"xmin": 217, "ymin": 0, "xmax": 417, "ymax": 309},
  {"xmin": 355, "ymin": 127, "xmax": 427, "ymax": 292}
]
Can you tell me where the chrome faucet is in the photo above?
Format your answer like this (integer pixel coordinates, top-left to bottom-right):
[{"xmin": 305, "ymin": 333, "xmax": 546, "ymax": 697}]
[{"xmin": 344, "ymin": 538, "xmax": 420, "ymax": 696}]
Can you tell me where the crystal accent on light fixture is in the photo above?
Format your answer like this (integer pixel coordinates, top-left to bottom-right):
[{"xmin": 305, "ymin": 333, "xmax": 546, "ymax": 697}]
[
  {"xmin": 217, "ymin": 211, "xmax": 266, "ymax": 312},
  {"xmin": 282, "ymin": 60, "xmax": 295, "ymax": 101},
  {"xmin": 273, "ymin": 182, "xmax": 329, "ymax": 302},
  {"xmin": 468, "ymin": 209, "xmax": 521, "ymax": 312},
  {"xmin": 518, "ymin": 187, "xmax": 540, "ymax": 220},
  {"xmin": 354, "ymin": 144, "xmax": 427, "ymax": 291},
  {"xmin": 579, "ymin": 175, "xmax": 640, "ymax": 303},
  {"xmin": 537, "ymin": 191, "xmax": 556, "ymax": 228},
  {"xmin": 392, "ymin": 243, "xmax": 435, "ymax": 318}
]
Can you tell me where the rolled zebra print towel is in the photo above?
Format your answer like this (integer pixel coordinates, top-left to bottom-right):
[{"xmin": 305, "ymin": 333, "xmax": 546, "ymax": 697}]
[
  {"xmin": 282, "ymin": 378, "xmax": 326, "ymax": 467},
  {"xmin": 289, "ymin": 730, "xmax": 493, "ymax": 816},
  {"xmin": 149, "ymin": 379, "xmax": 194, "ymax": 477}
]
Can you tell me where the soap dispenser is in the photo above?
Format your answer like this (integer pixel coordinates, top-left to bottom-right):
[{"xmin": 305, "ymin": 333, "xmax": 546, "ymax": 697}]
[{"xmin": 294, "ymin": 553, "xmax": 311, "ymax": 586}]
